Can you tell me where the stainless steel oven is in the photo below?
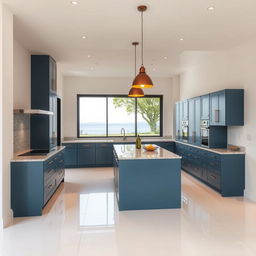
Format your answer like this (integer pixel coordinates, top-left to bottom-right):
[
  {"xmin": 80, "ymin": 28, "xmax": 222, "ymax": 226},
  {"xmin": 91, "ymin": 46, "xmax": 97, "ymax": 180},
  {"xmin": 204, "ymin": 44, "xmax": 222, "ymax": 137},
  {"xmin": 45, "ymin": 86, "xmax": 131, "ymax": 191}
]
[
  {"xmin": 181, "ymin": 120, "xmax": 189, "ymax": 142},
  {"xmin": 200, "ymin": 120, "xmax": 209, "ymax": 147}
]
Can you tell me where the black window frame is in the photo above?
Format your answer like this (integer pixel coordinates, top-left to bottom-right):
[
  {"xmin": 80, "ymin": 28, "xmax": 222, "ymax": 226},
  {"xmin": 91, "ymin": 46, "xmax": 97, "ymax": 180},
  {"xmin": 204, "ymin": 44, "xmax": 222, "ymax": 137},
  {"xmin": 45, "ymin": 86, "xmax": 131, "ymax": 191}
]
[{"xmin": 77, "ymin": 94, "xmax": 163, "ymax": 138}]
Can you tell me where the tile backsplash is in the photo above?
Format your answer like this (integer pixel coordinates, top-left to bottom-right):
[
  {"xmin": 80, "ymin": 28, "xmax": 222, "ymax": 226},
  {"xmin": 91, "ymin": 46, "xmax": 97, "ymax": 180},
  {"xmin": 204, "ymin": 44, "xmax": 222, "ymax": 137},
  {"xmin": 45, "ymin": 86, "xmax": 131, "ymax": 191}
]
[{"xmin": 14, "ymin": 114, "xmax": 30, "ymax": 154}]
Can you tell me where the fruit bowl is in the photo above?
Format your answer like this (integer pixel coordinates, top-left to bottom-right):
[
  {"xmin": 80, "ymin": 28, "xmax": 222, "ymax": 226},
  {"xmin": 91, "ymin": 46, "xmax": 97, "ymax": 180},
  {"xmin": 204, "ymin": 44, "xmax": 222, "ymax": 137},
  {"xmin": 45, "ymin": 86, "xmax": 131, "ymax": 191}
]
[{"xmin": 143, "ymin": 144, "xmax": 158, "ymax": 151}]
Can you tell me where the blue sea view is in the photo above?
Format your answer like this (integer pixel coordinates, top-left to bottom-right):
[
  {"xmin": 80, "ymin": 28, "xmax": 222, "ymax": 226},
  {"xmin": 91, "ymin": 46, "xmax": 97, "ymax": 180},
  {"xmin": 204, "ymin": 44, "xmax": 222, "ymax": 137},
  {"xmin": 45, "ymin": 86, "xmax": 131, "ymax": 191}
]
[{"xmin": 80, "ymin": 122, "xmax": 159, "ymax": 135}]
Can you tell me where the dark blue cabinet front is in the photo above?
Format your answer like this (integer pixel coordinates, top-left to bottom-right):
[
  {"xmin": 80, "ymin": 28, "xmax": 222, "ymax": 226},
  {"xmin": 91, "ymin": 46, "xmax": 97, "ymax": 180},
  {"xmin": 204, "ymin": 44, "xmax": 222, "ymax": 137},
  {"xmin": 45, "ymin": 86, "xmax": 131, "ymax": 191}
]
[
  {"xmin": 182, "ymin": 100, "xmax": 188, "ymax": 120},
  {"xmin": 188, "ymin": 97, "xmax": 200, "ymax": 146},
  {"xmin": 175, "ymin": 142, "xmax": 245, "ymax": 196},
  {"xmin": 175, "ymin": 102, "xmax": 181, "ymax": 140},
  {"xmin": 63, "ymin": 143, "xmax": 77, "ymax": 168},
  {"xmin": 200, "ymin": 94, "xmax": 210, "ymax": 120},
  {"xmin": 77, "ymin": 144, "xmax": 96, "ymax": 167},
  {"xmin": 210, "ymin": 89, "xmax": 244, "ymax": 126},
  {"xmin": 95, "ymin": 143, "xmax": 113, "ymax": 166}
]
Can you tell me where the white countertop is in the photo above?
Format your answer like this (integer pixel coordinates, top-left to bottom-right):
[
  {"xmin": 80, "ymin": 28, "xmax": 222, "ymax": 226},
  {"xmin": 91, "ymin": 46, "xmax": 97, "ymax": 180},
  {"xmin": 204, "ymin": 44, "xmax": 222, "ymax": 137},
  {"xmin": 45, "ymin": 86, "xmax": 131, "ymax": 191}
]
[
  {"xmin": 12, "ymin": 146, "xmax": 66, "ymax": 162},
  {"xmin": 175, "ymin": 141, "xmax": 245, "ymax": 155},
  {"xmin": 114, "ymin": 144, "xmax": 181, "ymax": 160},
  {"xmin": 63, "ymin": 137, "xmax": 174, "ymax": 144}
]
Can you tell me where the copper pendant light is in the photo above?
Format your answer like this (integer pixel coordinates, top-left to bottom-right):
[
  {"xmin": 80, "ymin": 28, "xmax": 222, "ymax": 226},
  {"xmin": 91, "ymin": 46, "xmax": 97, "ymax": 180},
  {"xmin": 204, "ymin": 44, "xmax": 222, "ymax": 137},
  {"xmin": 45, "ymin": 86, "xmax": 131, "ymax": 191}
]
[
  {"xmin": 132, "ymin": 5, "xmax": 153, "ymax": 89},
  {"xmin": 128, "ymin": 42, "xmax": 144, "ymax": 97}
]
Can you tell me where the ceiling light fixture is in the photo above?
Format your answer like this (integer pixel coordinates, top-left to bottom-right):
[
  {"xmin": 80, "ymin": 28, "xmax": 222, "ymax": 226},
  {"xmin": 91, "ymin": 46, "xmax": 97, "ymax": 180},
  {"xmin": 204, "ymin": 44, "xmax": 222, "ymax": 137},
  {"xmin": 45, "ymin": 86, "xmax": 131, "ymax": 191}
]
[
  {"xmin": 82, "ymin": 35, "xmax": 86, "ymax": 39},
  {"xmin": 71, "ymin": 1, "xmax": 78, "ymax": 5},
  {"xmin": 164, "ymin": 56, "xmax": 168, "ymax": 60},
  {"xmin": 128, "ymin": 42, "xmax": 144, "ymax": 97},
  {"xmin": 132, "ymin": 5, "xmax": 153, "ymax": 89},
  {"xmin": 207, "ymin": 6, "xmax": 214, "ymax": 11},
  {"xmin": 179, "ymin": 38, "xmax": 184, "ymax": 41},
  {"xmin": 87, "ymin": 55, "xmax": 91, "ymax": 58}
]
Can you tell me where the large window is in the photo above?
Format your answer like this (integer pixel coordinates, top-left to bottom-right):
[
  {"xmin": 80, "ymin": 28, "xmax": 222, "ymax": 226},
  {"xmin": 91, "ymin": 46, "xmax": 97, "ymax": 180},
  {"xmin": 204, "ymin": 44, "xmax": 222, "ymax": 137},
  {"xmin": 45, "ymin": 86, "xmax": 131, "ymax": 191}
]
[{"xmin": 77, "ymin": 95, "xmax": 163, "ymax": 137}]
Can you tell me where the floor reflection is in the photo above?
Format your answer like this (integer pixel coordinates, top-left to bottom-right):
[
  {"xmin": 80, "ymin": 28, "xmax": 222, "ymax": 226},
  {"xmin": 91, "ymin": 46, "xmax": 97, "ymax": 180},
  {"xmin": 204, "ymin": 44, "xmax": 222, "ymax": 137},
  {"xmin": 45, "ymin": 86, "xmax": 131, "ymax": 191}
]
[{"xmin": 79, "ymin": 192, "xmax": 114, "ymax": 228}]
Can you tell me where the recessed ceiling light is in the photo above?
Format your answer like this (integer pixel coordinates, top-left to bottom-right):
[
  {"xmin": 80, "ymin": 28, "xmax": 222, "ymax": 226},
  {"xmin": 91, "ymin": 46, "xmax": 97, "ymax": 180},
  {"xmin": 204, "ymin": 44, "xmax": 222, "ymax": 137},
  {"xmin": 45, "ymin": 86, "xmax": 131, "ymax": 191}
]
[
  {"xmin": 163, "ymin": 56, "xmax": 168, "ymax": 60},
  {"xmin": 82, "ymin": 35, "xmax": 86, "ymax": 39},
  {"xmin": 71, "ymin": 1, "xmax": 78, "ymax": 5},
  {"xmin": 207, "ymin": 6, "xmax": 214, "ymax": 11},
  {"xmin": 179, "ymin": 38, "xmax": 184, "ymax": 41},
  {"xmin": 87, "ymin": 55, "xmax": 91, "ymax": 58}
]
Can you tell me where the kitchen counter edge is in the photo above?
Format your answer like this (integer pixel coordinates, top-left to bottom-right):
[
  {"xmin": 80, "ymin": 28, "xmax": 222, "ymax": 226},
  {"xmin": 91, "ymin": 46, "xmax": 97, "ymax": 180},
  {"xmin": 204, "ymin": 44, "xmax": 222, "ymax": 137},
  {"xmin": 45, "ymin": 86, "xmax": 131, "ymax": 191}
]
[{"xmin": 11, "ymin": 146, "xmax": 66, "ymax": 162}]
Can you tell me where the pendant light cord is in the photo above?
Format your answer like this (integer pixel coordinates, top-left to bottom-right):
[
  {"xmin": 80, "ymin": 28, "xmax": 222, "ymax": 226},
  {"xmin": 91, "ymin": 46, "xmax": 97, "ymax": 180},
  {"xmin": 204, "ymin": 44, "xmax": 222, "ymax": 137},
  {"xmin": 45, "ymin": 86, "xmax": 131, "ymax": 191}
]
[
  {"xmin": 134, "ymin": 44, "xmax": 137, "ymax": 75},
  {"xmin": 141, "ymin": 11, "xmax": 144, "ymax": 66}
]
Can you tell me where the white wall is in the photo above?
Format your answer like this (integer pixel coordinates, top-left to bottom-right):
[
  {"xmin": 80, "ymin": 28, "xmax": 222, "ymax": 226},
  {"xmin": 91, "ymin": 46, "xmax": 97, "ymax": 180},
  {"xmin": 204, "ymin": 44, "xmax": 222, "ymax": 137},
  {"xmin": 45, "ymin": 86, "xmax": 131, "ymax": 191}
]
[
  {"xmin": 179, "ymin": 39, "xmax": 256, "ymax": 202},
  {"xmin": 63, "ymin": 76, "xmax": 176, "ymax": 138},
  {"xmin": 0, "ymin": 4, "xmax": 14, "ymax": 228},
  {"xmin": 13, "ymin": 40, "xmax": 30, "ymax": 109}
]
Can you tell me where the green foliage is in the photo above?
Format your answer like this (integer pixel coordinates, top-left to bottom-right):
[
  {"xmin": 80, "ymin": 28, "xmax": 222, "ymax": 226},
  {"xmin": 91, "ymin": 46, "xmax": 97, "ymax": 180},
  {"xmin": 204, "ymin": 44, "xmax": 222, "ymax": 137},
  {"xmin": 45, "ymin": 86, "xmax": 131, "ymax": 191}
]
[{"xmin": 112, "ymin": 97, "xmax": 160, "ymax": 133}]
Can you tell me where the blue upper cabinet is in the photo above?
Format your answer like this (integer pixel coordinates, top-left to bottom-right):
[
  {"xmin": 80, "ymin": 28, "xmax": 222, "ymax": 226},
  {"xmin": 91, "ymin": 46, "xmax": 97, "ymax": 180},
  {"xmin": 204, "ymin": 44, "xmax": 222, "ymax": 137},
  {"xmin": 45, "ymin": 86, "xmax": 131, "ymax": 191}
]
[
  {"xmin": 200, "ymin": 94, "xmax": 210, "ymax": 120},
  {"xmin": 188, "ymin": 97, "xmax": 201, "ymax": 145},
  {"xmin": 182, "ymin": 100, "xmax": 188, "ymax": 120},
  {"xmin": 175, "ymin": 102, "xmax": 181, "ymax": 140},
  {"xmin": 210, "ymin": 89, "xmax": 244, "ymax": 126},
  {"xmin": 31, "ymin": 55, "xmax": 57, "ymax": 151}
]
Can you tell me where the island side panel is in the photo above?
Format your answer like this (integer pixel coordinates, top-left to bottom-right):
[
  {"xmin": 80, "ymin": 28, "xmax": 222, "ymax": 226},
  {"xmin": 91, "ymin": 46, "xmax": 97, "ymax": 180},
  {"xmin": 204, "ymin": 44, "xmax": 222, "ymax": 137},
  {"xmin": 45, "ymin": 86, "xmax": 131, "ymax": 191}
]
[{"xmin": 118, "ymin": 159, "xmax": 181, "ymax": 211}]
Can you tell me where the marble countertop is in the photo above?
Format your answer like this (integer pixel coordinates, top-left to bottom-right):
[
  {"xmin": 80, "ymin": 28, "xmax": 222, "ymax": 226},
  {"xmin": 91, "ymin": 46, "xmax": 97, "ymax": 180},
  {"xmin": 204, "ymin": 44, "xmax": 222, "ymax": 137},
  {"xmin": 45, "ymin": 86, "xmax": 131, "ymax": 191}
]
[
  {"xmin": 113, "ymin": 144, "xmax": 181, "ymax": 160},
  {"xmin": 63, "ymin": 137, "xmax": 174, "ymax": 144},
  {"xmin": 12, "ymin": 146, "xmax": 66, "ymax": 162},
  {"xmin": 175, "ymin": 141, "xmax": 245, "ymax": 155}
]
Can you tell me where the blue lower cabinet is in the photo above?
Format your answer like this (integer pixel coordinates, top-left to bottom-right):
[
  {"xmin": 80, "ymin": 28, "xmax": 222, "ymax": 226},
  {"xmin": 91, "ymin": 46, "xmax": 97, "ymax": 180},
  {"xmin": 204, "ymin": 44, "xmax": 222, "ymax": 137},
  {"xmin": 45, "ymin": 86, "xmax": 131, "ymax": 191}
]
[
  {"xmin": 95, "ymin": 143, "xmax": 113, "ymax": 166},
  {"xmin": 155, "ymin": 142, "xmax": 175, "ymax": 152},
  {"xmin": 11, "ymin": 149, "xmax": 65, "ymax": 217},
  {"xmin": 63, "ymin": 143, "xmax": 77, "ymax": 168},
  {"xmin": 77, "ymin": 143, "xmax": 96, "ymax": 167},
  {"xmin": 175, "ymin": 142, "xmax": 245, "ymax": 196}
]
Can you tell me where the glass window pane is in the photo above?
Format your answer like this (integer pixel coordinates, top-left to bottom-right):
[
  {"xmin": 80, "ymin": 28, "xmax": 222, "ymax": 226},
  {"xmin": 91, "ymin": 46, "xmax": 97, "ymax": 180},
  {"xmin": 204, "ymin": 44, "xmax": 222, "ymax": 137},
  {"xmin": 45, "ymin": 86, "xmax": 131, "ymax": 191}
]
[
  {"xmin": 79, "ymin": 97, "xmax": 106, "ymax": 137},
  {"xmin": 108, "ymin": 97, "xmax": 135, "ymax": 136},
  {"xmin": 137, "ymin": 97, "xmax": 161, "ymax": 136}
]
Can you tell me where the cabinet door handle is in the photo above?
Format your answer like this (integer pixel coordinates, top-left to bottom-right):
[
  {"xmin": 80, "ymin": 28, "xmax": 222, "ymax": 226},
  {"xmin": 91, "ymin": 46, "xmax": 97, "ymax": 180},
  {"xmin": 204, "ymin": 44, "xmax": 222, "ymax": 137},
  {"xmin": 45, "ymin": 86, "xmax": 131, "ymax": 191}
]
[
  {"xmin": 215, "ymin": 109, "xmax": 220, "ymax": 122},
  {"xmin": 48, "ymin": 183, "xmax": 53, "ymax": 189},
  {"xmin": 192, "ymin": 131, "xmax": 196, "ymax": 143},
  {"xmin": 210, "ymin": 174, "xmax": 217, "ymax": 180}
]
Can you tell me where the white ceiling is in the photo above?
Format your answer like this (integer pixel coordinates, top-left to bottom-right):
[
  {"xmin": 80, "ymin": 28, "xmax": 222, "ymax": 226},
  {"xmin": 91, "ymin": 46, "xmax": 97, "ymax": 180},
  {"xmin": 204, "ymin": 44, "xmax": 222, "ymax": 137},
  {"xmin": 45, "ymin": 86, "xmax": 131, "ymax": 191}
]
[{"xmin": 4, "ymin": 0, "xmax": 256, "ymax": 77}]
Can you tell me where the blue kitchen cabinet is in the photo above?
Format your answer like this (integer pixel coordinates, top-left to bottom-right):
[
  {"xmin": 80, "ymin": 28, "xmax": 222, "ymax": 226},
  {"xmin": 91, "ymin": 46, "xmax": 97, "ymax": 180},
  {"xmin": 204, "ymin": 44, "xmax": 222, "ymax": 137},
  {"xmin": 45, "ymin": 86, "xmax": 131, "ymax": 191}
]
[
  {"xmin": 63, "ymin": 143, "xmax": 77, "ymax": 168},
  {"xmin": 95, "ymin": 143, "xmax": 113, "ymax": 166},
  {"xmin": 175, "ymin": 102, "xmax": 181, "ymax": 140},
  {"xmin": 175, "ymin": 142, "xmax": 245, "ymax": 196},
  {"xmin": 11, "ymin": 149, "xmax": 65, "ymax": 217},
  {"xmin": 155, "ymin": 142, "xmax": 175, "ymax": 152},
  {"xmin": 77, "ymin": 143, "xmax": 96, "ymax": 167},
  {"xmin": 200, "ymin": 94, "xmax": 210, "ymax": 120},
  {"xmin": 182, "ymin": 100, "xmax": 189, "ymax": 121},
  {"xmin": 31, "ymin": 55, "xmax": 57, "ymax": 151},
  {"xmin": 210, "ymin": 89, "xmax": 244, "ymax": 126},
  {"xmin": 188, "ymin": 97, "xmax": 201, "ymax": 146}
]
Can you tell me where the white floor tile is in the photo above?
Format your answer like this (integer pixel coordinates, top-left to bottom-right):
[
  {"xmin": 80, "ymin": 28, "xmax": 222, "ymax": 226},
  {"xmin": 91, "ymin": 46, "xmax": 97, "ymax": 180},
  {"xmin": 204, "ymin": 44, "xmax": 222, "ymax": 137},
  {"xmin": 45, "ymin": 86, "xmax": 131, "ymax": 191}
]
[{"xmin": 1, "ymin": 168, "xmax": 256, "ymax": 256}]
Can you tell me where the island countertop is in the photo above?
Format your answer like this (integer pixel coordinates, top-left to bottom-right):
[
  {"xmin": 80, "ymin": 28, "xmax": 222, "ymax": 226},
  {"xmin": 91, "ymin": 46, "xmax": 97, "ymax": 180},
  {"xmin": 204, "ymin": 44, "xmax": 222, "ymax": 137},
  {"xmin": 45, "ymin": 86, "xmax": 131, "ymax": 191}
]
[{"xmin": 113, "ymin": 144, "xmax": 181, "ymax": 160}]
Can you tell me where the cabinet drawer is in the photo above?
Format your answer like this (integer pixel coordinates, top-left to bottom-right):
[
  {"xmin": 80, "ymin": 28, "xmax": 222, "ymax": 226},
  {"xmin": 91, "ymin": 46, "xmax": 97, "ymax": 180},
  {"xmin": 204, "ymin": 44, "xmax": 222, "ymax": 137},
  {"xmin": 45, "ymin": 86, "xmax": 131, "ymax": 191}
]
[
  {"xmin": 78, "ymin": 143, "xmax": 95, "ymax": 149},
  {"xmin": 207, "ymin": 171, "xmax": 221, "ymax": 190},
  {"xmin": 44, "ymin": 165, "xmax": 56, "ymax": 181},
  {"xmin": 45, "ymin": 157, "xmax": 55, "ymax": 168},
  {"xmin": 96, "ymin": 143, "xmax": 113, "ymax": 148},
  {"xmin": 44, "ymin": 178, "xmax": 56, "ymax": 204}
]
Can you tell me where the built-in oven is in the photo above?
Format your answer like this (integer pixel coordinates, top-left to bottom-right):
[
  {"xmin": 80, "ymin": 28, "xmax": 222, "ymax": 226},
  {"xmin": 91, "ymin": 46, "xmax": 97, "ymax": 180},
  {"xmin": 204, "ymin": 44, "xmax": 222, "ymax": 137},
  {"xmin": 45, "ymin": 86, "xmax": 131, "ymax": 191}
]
[
  {"xmin": 181, "ymin": 120, "xmax": 189, "ymax": 142},
  {"xmin": 200, "ymin": 120, "xmax": 209, "ymax": 147}
]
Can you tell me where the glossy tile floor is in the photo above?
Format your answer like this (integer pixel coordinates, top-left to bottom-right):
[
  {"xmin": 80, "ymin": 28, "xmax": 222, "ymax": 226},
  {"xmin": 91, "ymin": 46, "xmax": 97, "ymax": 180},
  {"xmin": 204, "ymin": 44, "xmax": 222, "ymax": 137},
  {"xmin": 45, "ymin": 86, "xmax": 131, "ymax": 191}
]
[{"xmin": 1, "ymin": 168, "xmax": 256, "ymax": 256}]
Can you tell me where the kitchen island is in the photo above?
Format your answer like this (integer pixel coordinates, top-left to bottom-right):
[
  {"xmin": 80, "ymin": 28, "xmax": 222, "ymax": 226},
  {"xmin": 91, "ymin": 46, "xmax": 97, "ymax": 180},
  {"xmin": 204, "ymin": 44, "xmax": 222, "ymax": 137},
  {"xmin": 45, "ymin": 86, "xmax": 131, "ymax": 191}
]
[{"xmin": 113, "ymin": 144, "xmax": 182, "ymax": 211}]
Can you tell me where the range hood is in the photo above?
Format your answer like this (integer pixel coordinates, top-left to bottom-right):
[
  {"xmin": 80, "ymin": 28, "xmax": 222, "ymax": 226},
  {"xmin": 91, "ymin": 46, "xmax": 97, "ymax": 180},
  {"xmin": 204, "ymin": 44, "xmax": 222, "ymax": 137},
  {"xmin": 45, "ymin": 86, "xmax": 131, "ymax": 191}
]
[{"xmin": 14, "ymin": 109, "xmax": 53, "ymax": 115}]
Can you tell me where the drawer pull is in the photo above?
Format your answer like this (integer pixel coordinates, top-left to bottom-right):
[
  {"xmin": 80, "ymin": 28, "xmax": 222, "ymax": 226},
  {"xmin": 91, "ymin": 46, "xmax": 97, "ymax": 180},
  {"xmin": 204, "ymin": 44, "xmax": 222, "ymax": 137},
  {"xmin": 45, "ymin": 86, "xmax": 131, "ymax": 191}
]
[
  {"xmin": 210, "ymin": 174, "xmax": 217, "ymax": 179},
  {"xmin": 48, "ymin": 183, "xmax": 53, "ymax": 189},
  {"xmin": 48, "ymin": 160, "xmax": 54, "ymax": 165}
]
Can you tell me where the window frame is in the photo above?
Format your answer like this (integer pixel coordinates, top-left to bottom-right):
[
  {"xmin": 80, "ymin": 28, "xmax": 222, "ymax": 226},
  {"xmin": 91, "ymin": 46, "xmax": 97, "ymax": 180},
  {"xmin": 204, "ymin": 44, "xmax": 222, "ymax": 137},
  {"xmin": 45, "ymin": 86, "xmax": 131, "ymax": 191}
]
[{"xmin": 77, "ymin": 94, "xmax": 163, "ymax": 138}]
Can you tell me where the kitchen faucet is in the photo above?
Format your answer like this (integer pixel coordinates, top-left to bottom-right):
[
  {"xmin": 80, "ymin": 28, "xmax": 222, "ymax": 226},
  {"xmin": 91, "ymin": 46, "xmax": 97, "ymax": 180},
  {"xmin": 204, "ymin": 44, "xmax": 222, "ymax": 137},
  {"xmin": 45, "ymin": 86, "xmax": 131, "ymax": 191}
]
[{"xmin": 121, "ymin": 128, "xmax": 126, "ymax": 141}]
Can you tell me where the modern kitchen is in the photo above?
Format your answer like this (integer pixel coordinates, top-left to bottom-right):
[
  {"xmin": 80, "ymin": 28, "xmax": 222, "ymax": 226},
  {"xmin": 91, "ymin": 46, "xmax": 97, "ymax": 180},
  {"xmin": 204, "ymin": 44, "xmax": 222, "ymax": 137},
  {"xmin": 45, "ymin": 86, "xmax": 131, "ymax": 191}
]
[{"xmin": 1, "ymin": 1, "xmax": 256, "ymax": 256}]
